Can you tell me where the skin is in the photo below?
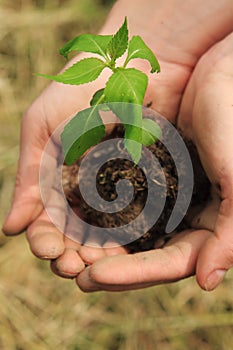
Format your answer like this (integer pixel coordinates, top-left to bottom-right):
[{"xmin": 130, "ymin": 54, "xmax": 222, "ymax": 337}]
[{"xmin": 2, "ymin": 0, "xmax": 233, "ymax": 291}]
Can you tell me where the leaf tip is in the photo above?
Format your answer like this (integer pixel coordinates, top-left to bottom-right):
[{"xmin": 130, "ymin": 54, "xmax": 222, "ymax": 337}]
[{"xmin": 150, "ymin": 65, "xmax": 161, "ymax": 74}]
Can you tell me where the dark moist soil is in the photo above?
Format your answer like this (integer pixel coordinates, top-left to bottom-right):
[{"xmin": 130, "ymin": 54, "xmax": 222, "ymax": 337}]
[{"xmin": 62, "ymin": 109, "xmax": 211, "ymax": 253}]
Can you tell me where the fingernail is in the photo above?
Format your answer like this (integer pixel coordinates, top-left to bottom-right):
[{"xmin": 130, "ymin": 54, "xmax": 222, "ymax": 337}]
[
  {"xmin": 205, "ymin": 269, "xmax": 226, "ymax": 291},
  {"xmin": 77, "ymin": 267, "xmax": 102, "ymax": 292}
]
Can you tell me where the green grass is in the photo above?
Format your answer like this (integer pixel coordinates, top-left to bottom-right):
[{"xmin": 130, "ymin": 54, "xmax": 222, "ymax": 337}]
[{"xmin": 0, "ymin": 1, "xmax": 233, "ymax": 349}]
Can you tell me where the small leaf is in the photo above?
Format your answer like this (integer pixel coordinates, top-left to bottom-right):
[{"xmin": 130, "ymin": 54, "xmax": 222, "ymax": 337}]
[
  {"xmin": 107, "ymin": 17, "xmax": 128, "ymax": 60},
  {"xmin": 125, "ymin": 36, "xmax": 160, "ymax": 73},
  {"xmin": 124, "ymin": 108, "xmax": 143, "ymax": 164},
  {"xmin": 38, "ymin": 58, "xmax": 106, "ymax": 85},
  {"xmin": 123, "ymin": 118, "xmax": 161, "ymax": 163},
  {"xmin": 104, "ymin": 67, "xmax": 148, "ymax": 105},
  {"xmin": 61, "ymin": 107, "xmax": 105, "ymax": 165},
  {"xmin": 59, "ymin": 34, "xmax": 113, "ymax": 60},
  {"xmin": 124, "ymin": 138, "xmax": 142, "ymax": 164},
  {"xmin": 104, "ymin": 68, "xmax": 148, "ymax": 163},
  {"xmin": 142, "ymin": 118, "xmax": 162, "ymax": 146},
  {"xmin": 90, "ymin": 89, "xmax": 110, "ymax": 111},
  {"xmin": 90, "ymin": 88, "xmax": 106, "ymax": 106}
]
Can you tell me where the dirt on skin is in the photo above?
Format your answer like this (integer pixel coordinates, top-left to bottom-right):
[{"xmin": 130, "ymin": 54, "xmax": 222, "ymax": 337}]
[{"xmin": 62, "ymin": 110, "xmax": 211, "ymax": 252}]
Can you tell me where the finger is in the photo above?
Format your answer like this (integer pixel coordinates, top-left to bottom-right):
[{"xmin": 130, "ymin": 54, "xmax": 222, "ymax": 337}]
[
  {"xmin": 51, "ymin": 248, "xmax": 85, "ymax": 279},
  {"xmin": 77, "ymin": 230, "xmax": 211, "ymax": 292},
  {"xmin": 26, "ymin": 210, "xmax": 65, "ymax": 259},
  {"xmin": 78, "ymin": 235, "xmax": 129, "ymax": 265},
  {"xmin": 51, "ymin": 209, "xmax": 87, "ymax": 278},
  {"xmin": 78, "ymin": 245, "xmax": 107, "ymax": 266},
  {"xmin": 103, "ymin": 241, "xmax": 128, "ymax": 256},
  {"xmin": 78, "ymin": 226, "xmax": 110, "ymax": 265},
  {"xmin": 26, "ymin": 185, "xmax": 67, "ymax": 259},
  {"xmin": 196, "ymin": 173, "xmax": 233, "ymax": 291},
  {"xmin": 2, "ymin": 106, "xmax": 56, "ymax": 235}
]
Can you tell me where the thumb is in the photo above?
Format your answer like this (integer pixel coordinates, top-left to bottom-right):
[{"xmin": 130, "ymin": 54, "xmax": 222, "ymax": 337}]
[
  {"xmin": 196, "ymin": 172, "xmax": 233, "ymax": 291},
  {"xmin": 2, "ymin": 106, "xmax": 55, "ymax": 235}
]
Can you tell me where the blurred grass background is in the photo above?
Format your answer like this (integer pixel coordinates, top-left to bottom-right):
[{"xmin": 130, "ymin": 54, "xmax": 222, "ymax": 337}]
[{"xmin": 0, "ymin": 1, "xmax": 233, "ymax": 349}]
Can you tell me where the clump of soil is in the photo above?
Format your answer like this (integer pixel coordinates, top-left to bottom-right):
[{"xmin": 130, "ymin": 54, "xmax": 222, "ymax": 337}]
[{"xmin": 62, "ymin": 109, "xmax": 210, "ymax": 252}]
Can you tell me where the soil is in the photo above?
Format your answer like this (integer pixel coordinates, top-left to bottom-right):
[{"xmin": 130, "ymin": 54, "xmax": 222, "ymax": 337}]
[{"xmin": 62, "ymin": 109, "xmax": 211, "ymax": 253}]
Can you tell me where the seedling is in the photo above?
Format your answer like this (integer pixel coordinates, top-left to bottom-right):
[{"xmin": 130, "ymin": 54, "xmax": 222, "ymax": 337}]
[{"xmin": 40, "ymin": 17, "xmax": 161, "ymax": 164}]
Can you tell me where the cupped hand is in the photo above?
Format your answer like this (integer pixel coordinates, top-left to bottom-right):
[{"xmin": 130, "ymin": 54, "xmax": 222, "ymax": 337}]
[
  {"xmin": 2, "ymin": 0, "xmax": 232, "ymax": 283},
  {"xmin": 1, "ymin": 66, "xmax": 97, "ymax": 275},
  {"xmin": 2, "ymin": 0, "xmax": 201, "ymax": 271},
  {"xmin": 2, "ymin": 13, "xmax": 193, "ymax": 274},
  {"xmin": 49, "ymin": 1, "xmax": 233, "ymax": 278},
  {"xmin": 179, "ymin": 32, "xmax": 233, "ymax": 290},
  {"xmin": 9, "ymin": 49, "xmax": 190, "ymax": 277},
  {"xmin": 76, "ymin": 33, "xmax": 233, "ymax": 292}
]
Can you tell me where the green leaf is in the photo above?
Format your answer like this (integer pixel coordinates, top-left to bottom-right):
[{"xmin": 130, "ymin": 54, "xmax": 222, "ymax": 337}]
[
  {"xmin": 90, "ymin": 88, "xmax": 106, "ymax": 106},
  {"xmin": 104, "ymin": 67, "xmax": 148, "ymax": 104},
  {"xmin": 142, "ymin": 118, "xmax": 162, "ymax": 146},
  {"xmin": 124, "ymin": 138, "xmax": 142, "ymax": 164},
  {"xmin": 104, "ymin": 68, "xmax": 148, "ymax": 163},
  {"xmin": 38, "ymin": 58, "xmax": 106, "ymax": 85},
  {"xmin": 61, "ymin": 107, "xmax": 105, "ymax": 165},
  {"xmin": 59, "ymin": 34, "xmax": 113, "ymax": 60},
  {"xmin": 107, "ymin": 17, "xmax": 128, "ymax": 60},
  {"xmin": 124, "ymin": 36, "xmax": 160, "ymax": 73},
  {"xmin": 123, "ymin": 116, "xmax": 161, "ymax": 163},
  {"xmin": 116, "ymin": 104, "xmax": 144, "ymax": 164},
  {"xmin": 90, "ymin": 89, "xmax": 110, "ymax": 111}
]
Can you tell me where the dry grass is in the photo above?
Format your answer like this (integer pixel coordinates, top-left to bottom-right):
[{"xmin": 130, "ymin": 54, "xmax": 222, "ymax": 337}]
[{"xmin": 0, "ymin": 1, "xmax": 233, "ymax": 349}]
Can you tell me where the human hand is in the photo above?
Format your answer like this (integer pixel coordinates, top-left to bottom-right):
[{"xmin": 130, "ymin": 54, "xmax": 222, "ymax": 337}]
[
  {"xmin": 179, "ymin": 32, "xmax": 233, "ymax": 291},
  {"xmin": 75, "ymin": 32, "xmax": 233, "ymax": 292},
  {"xmin": 50, "ymin": 0, "xmax": 233, "ymax": 278},
  {"xmin": 1, "ymin": 0, "xmax": 197, "ymax": 269},
  {"xmin": 1, "ymin": 64, "xmax": 97, "ymax": 275},
  {"xmin": 2, "ymin": 0, "xmax": 232, "ymax": 281},
  {"xmin": 2, "ymin": 4, "xmax": 191, "ymax": 274}
]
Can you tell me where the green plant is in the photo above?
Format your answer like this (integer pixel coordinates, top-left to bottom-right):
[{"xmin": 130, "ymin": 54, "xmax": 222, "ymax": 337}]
[{"xmin": 40, "ymin": 17, "xmax": 161, "ymax": 164}]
